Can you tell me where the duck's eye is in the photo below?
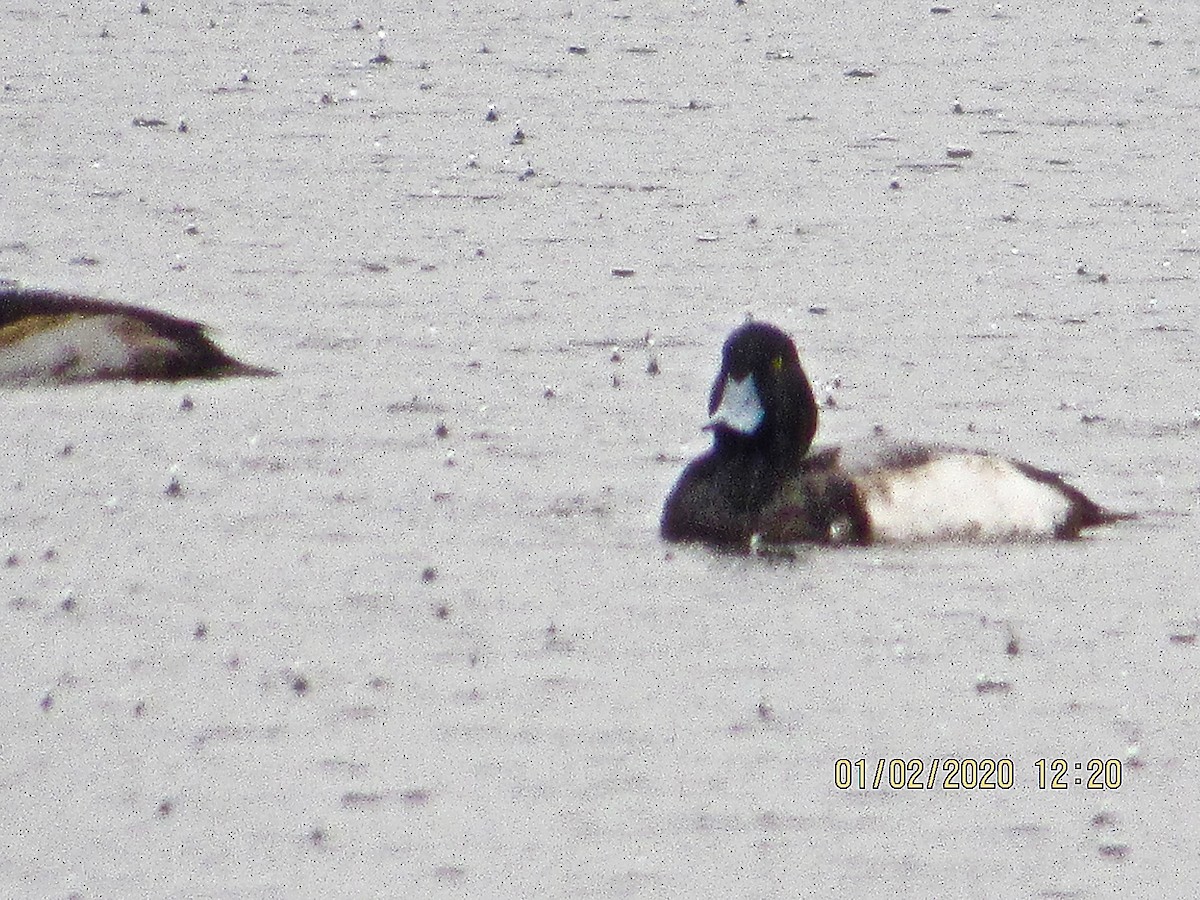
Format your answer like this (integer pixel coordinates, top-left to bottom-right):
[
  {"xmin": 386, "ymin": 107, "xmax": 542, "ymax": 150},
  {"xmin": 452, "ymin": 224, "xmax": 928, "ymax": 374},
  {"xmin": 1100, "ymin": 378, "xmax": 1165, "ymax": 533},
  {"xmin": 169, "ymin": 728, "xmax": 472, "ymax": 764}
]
[{"xmin": 771, "ymin": 355, "xmax": 783, "ymax": 373}]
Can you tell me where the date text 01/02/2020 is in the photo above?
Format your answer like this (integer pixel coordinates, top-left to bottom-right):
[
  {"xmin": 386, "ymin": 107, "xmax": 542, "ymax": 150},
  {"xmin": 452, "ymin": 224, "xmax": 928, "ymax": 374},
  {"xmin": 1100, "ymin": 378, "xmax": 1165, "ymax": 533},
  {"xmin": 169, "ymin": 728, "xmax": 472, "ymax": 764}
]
[{"xmin": 833, "ymin": 758, "xmax": 1124, "ymax": 791}]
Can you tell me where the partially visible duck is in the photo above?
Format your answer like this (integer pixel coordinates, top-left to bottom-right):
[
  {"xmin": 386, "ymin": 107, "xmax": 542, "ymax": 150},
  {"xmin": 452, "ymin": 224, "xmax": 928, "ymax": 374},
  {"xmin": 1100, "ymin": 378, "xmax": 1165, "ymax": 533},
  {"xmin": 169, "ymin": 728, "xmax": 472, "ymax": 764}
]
[
  {"xmin": 660, "ymin": 321, "xmax": 1131, "ymax": 547},
  {"xmin": 0, "ymin": 287, "xmax": 276, "ymax": 386}
]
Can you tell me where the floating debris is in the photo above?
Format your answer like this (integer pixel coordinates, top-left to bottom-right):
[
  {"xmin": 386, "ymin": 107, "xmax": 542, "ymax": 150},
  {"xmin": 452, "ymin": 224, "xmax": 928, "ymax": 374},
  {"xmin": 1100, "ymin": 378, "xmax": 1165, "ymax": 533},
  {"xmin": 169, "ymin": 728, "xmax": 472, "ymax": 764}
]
[
  {"xmin": 974, "ymin": 675, "xmax": 1012, "ymax": 695},
  {"xmin": 816, "ymin": 374, "xmax": 841, "ymax": 407},
  {"xmin": 341, "ymin": 791, "xmax": 385, "ymax": 808},
  {"xmin": 401, "ymin": 788, "xmax": 431, "ymax": 807},
  {"xmin": 370, "ymin": 29, "xmax": 391, "ymax": 64},
  {"xmin": 1124, "ymin": 741, "xmax": 1143, "ymax": 769},
  {"xmin": 543, "ymin": 621, "xmax": 576, "ymax": 653},
  {"xmin": 1005, "ymin": 628, "xmax": 1020, "ymax": 656}
]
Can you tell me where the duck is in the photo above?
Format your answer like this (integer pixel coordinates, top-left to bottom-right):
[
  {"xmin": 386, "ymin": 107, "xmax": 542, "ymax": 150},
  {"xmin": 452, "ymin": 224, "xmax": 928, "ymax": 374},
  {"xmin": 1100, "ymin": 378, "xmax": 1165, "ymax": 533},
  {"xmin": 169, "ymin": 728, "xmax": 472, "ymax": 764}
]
[
  {"xmin": 660, "ymin": 321, "xmax": 1131, "ymax": 547},
  {"xmin": 0, "ymin": 287, "xmax": 277, "ymax": 386}
]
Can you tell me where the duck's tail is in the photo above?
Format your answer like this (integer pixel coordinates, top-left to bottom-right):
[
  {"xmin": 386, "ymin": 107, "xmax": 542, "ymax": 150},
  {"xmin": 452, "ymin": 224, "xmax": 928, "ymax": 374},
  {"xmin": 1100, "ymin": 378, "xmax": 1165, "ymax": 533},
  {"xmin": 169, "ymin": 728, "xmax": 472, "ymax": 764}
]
[
  {"xmin": 213, "ymin": 357, "xmax": 279, "ymax": 379},
  {"xmin": 1060, "ymin": 495, "xmax": 1137, "ymax": 539}
]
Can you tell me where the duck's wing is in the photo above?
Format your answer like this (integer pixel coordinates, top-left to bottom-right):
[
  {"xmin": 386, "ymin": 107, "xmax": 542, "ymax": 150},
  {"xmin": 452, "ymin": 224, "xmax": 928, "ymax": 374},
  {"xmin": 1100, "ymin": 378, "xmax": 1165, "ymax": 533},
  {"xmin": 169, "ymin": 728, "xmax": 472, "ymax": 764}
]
[
  {"xmin": 757, "ymin": 447, "xmax": 868, "ymax": 545},
  {"xmin": 838, "ymin": 441, "xmax": 1129, "ymax": 541}
]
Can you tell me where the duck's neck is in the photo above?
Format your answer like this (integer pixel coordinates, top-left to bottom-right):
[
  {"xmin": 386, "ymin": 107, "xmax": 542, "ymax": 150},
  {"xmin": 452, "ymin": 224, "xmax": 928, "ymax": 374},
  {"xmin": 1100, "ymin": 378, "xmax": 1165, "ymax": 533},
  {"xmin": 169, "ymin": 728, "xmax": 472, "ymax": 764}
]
[{"xmin": 714, "ymin": 421, "xmax": 809, "ymax": 470}]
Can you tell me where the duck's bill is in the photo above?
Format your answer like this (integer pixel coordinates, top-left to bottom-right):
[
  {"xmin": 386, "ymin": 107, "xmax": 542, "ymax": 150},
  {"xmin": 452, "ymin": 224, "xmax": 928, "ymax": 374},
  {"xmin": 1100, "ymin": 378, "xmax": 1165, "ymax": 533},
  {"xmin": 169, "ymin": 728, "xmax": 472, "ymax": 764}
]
[{"xmin": 706, "ymin": 373, "xmax": 764, "ymax": 434}]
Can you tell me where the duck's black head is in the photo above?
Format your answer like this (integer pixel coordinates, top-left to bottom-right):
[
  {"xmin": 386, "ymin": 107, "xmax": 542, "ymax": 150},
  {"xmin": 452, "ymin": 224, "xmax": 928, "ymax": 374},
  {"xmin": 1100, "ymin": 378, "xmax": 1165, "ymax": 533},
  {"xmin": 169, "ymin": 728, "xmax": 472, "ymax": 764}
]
[{"xmin": 705, "ymin": 321, "xmax": 818, "ymax": 463}]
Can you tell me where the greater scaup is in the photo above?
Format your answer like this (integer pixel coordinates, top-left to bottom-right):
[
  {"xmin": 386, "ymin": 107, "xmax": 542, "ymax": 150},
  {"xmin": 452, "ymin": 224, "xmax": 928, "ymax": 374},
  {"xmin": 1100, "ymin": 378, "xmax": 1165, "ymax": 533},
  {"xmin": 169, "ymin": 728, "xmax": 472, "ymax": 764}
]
[
  {"xmin": 0, "ymin": 287, "xmax": 277, "ymax": 385},
  {"xmin": 661, "ymin": 321, "xmax": 1131, "ymax": 546}
]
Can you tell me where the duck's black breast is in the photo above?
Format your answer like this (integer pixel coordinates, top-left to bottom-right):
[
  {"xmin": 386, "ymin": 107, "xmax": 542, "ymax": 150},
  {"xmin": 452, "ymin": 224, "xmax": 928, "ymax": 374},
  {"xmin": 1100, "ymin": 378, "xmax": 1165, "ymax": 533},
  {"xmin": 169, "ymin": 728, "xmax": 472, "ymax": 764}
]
[{"xmin": 660, "ymin": 447, "xmax": 785, "ymax": 544}]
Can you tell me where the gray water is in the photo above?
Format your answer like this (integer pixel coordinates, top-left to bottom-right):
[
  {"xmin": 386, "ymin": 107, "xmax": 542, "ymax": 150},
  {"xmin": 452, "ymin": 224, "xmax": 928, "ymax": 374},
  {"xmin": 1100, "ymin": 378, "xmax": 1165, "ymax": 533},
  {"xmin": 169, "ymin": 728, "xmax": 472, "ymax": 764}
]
[{"xmin": 2, "ymin": 2, "xmax": 1195, "ymax": 897}]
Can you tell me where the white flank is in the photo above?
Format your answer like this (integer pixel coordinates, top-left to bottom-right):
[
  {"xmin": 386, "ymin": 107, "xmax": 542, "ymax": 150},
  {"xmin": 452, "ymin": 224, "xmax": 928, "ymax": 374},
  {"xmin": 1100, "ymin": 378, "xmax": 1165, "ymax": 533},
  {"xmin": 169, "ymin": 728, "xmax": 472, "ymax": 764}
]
[
  {"xmin": 707, "ymin": 374, "xmax": 764, "ymax": 435},
  {"xmin": 858, "ymin": 454, "xmax": 1071, "ymax": 542},
  {"xmin": 0, "ymin": 314, "xmax": 172, "ymax": 386}
]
